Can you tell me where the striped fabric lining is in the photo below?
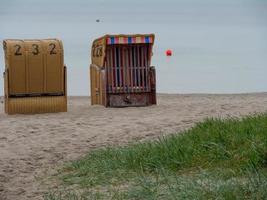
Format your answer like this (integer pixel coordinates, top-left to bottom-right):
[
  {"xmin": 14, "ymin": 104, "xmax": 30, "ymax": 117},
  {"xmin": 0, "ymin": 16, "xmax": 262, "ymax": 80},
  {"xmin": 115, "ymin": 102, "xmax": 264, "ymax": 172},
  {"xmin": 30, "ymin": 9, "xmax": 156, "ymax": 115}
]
[
  {"xmin": 105, "ymin": 44, "xmax": 150, "ymax": 93},
  {"xmin": 107, "ymin": 36, "xmax": 153, "ymax": 45}
]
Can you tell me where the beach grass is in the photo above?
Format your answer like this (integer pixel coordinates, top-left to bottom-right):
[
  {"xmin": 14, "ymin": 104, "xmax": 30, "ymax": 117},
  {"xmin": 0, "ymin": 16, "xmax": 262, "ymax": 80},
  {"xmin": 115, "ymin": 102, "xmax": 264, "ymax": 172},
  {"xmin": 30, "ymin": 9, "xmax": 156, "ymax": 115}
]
[{"xmin": 44, "ymin": 114, "xmax": 267, "ymax": 199}]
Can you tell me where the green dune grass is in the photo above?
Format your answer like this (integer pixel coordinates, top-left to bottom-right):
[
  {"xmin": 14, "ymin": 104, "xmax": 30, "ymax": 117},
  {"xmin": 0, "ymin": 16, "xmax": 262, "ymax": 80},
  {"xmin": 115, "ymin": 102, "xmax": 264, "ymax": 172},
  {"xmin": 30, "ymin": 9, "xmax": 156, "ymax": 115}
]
[{"xmin": 44, "ymin": 114, "xmax": 267, "ymax": 200}]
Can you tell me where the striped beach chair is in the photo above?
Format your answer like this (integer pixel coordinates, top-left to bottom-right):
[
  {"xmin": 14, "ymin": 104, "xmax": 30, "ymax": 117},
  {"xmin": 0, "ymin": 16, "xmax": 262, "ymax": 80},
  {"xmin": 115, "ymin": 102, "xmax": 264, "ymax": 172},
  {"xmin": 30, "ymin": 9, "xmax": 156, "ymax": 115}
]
[{"xmin": 90, "ymin": 34, "xmax": 156, "ymax": 107}]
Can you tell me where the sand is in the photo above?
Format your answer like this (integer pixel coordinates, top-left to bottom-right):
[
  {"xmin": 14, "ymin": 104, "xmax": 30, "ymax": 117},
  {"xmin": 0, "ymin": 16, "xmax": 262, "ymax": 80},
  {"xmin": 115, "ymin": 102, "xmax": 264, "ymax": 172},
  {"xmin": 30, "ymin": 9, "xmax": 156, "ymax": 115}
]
[{"xmin": 0, "ymin": 93, "xmax": 267, "ymax": 200}]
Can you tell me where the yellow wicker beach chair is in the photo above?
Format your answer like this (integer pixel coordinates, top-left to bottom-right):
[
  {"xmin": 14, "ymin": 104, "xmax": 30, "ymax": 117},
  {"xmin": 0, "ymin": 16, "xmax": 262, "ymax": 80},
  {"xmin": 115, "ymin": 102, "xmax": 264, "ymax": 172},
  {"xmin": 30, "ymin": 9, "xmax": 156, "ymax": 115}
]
[{"xmin": 3, "ymin": 39, "xmax": 67, "ymax": 114}]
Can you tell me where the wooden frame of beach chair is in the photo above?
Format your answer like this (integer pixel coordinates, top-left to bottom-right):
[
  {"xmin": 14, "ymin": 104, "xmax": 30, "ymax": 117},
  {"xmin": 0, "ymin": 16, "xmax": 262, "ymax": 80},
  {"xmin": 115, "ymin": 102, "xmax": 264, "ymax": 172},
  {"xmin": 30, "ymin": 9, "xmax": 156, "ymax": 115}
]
[
  {"xmin": 3, "ymin": 39, "xmax": 67, "ymax": 114},
  {"xmin": 90, "ymin": 34, "xmax": 156, "ymax": 107}
]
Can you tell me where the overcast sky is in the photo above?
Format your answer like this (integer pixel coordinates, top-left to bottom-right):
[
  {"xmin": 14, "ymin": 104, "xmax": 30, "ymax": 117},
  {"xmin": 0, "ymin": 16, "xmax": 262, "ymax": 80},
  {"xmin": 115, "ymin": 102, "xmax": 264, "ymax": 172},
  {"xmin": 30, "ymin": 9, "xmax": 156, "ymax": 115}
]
[{"xmin": 1, "ymin": 0, "xmax": 267, "ymax": 95}]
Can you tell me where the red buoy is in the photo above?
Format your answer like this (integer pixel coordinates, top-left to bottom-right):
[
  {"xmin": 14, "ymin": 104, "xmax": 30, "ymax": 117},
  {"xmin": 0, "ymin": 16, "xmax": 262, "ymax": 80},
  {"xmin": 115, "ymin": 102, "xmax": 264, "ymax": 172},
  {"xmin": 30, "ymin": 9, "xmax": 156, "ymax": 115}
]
[{"xmin": 166, "ymin": 49, "xmax": 172, "ymax": 56}]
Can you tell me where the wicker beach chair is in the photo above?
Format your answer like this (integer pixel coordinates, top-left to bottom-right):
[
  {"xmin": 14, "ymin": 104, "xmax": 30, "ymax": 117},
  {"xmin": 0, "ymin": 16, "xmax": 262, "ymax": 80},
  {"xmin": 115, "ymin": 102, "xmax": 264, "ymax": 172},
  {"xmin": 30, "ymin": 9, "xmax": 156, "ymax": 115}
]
[
  {"xmin": 3, "ymin": 39, "xmax": 67, "ymax": 114},
  {"xmin": 90, "ymin": 34, "xmax": 156, "ymax": 107}
]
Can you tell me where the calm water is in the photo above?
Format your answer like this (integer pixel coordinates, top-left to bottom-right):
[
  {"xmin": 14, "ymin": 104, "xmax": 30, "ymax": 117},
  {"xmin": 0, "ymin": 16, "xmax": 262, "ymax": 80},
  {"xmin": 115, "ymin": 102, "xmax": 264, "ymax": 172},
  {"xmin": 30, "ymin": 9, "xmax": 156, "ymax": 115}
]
[{"xmin": 0, "ymin": 0, "xmax": 267, "ymax": 95}]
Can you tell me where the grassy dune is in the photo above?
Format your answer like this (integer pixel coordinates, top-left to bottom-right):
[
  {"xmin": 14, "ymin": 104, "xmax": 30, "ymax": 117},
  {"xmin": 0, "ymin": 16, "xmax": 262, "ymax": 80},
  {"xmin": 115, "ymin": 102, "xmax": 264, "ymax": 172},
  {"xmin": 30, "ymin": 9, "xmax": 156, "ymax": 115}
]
[{"xmin": 44, "ymin": 114, "xmax": 267, "ymax": 199}]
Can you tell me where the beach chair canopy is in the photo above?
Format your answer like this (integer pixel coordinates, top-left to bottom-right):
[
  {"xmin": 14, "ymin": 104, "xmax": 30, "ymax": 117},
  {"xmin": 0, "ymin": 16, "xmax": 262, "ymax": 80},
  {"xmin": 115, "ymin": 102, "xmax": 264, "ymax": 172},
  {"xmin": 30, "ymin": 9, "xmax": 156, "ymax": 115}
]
[{"xmin": 91, "ymin": 34, "xmax": 155, "ymax": 94}]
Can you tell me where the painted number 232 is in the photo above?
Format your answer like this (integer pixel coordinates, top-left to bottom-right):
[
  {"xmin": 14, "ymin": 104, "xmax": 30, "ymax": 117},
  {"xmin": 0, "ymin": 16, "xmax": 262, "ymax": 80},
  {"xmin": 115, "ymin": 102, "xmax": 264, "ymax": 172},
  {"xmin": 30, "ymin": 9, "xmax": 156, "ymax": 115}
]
[{"xmin": 13, "ymin": 43, "xmax": 57, "ymax": 56}]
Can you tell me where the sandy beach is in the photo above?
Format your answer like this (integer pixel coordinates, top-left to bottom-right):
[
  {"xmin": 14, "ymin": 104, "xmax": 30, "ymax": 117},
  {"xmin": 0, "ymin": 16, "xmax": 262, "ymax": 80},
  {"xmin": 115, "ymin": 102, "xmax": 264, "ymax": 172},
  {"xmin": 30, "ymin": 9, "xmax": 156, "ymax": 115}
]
[{"xmin": 0, "ymin": 93, "xmax": 267, "ymax": 200}]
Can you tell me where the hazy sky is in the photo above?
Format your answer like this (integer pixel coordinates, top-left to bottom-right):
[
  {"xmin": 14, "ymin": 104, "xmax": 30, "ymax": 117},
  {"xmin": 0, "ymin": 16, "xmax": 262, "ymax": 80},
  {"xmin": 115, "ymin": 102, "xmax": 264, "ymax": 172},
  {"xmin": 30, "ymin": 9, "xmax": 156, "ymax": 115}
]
[{"xmin": 1, "ymin": 0, "xmax": 267, "ymax": 95}]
